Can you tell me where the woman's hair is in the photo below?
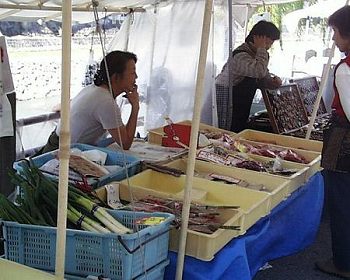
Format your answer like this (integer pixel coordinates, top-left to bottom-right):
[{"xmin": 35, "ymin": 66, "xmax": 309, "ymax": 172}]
[
  {"xmin": 328, "ymin": 6, "xmax": 350, "ymax": 39},
  {"xmin": 245, "ymin": 20, "xmax": 280, "ymax": 43},
  {"xmin": 94, "ymin": 50, "xmax": 137, "ymax": 86}
]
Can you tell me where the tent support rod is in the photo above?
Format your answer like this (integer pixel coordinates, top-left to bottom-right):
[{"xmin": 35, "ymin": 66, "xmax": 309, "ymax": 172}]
[
  {"xmin": 244, "ymin": 5, "xmax": 249, "ymax": 38},
  {"xmin": 211, "ymin": 7, "xmax": 218, "ymax": 127},
  {"xmin": 0, "ymin": 3, "xmax": 145, "ymax": 13},
  {"xmin": 123, "ymin": 13, "xmax": 132, "ymax": 51},
  {"xmin": 306, "ymin": 0, "xmax": 349, "ymax": 139},
  {"xmin": 0, "ymin": 10, "xmax": 20, "ymax": 20},
  {"xmin": 228, "ymin": 0, "xmax": 233, "ymax": 66},
  {"xmin": 55, "ymin": 0, "xmax": 71, "ymax": 278},
  {"xmin": 306, "ymin": 42, "xmax": 335, "ymax": 139},
  {"xmin": 228, "ymin": 0, "xmax": 233, "ymax": 130},
  {"xmin": 175, "ymin": 0, "xmax": 213, "ymax": 278}
]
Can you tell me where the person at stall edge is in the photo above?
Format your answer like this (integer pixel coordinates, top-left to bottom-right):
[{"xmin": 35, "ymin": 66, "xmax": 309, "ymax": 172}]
[
  {"xmin": 39, "ymin": 50, "xmax": 139, "ymax": 154},
  {"xmin": 215, "ymin": 20, "xmax": 282, "ymax": 133},
  {"xmin": 315, "ymin": 6, "xmax": 350, "ymax": 280}
]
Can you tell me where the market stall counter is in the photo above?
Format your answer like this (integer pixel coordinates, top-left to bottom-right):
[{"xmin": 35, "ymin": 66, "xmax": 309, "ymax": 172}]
[{"xmin": 164, "ymin": 172, "xmax": 324, "ymax": 280}]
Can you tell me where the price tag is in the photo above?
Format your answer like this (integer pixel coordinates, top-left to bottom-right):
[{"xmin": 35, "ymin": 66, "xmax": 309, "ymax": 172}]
[
  {"xmin": 136, "ymin": 217, "xmax": 166, "ymax": 226},
  {"xmin": 105, "ymin": 183, "xmax": 123, "ymax": 209}
]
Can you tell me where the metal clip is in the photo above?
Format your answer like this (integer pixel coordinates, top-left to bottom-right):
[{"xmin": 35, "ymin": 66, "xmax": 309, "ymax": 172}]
[{"xmin": 165, "ymin": 117, "xmax": 189, "ymax": 149}]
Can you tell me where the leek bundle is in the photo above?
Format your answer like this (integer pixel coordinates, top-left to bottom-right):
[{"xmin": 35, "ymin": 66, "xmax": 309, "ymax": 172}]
[{"xmin": 6, "ymin": 161, "xmax": 132, "ymax": 234}]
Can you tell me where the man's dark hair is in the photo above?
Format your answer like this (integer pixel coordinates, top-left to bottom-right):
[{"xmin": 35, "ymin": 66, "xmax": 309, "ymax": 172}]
[
  {"xmin": 245, "ymin": 20, "xmax": 280, "ymax": 43},
  {"xmin": 328, "ymin": 6, "xmax": 350, "ymax": 39},
  {"xmin": 94, "ymin": 50, "xmax": 137, "ymax": 86}
]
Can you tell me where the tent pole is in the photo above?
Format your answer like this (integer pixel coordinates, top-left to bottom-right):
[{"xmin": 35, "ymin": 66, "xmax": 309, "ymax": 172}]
[
  {"xmin": 305, "ymin": 0, "xmax": 349, "ymax": 139},
  {"xmin": 145, "ymin": 4, "xmax": 158, "ymax": 130},
  {"xmin": 211, "ymin": 8, "xmax": 218, "ymax": 127},
  {"xmin": 149, "ymin": 4, "xmax": 158, "ymax": 78},
  {"xmin": 305, "ymin": 42, "xmax": 335, "ymax": 139},
  {"xmin": 244, "ymin": 4, "xmax": 249, "ymax": 38},
  {"xmin": 175, "ymin": 0, "xmax": 213, "ymax": 278},
  {"xmin": 227, "ymin": 0, "xmax": 233, "ymax": 130},
  {"xmin": 55, "ymin": 0, "xmax": 71, "ymax": 278},
  {"xmin": 123, "ymin": 13, "xmax": 132, "ymax": 51}
]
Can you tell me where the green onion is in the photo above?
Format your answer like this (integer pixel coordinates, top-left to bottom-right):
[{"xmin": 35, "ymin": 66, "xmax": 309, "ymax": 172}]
[{"xmin": 69, "ymin": 192, "xmax": 132, "ymax": 234}]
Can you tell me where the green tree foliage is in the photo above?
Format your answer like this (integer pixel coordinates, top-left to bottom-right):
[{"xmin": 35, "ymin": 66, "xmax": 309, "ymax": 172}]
[
  {"xmin": 255, "ymin": 0, "xmax": 319, "ymax": 47},
  {"xmin": 257, "ymin": 0, "xmax": 318, "ymax": 31}
]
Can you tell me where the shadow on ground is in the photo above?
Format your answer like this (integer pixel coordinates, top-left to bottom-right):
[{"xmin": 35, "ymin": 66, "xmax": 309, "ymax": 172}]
[{"xmin": 253, "ymin": 192, "xmax": 341, "ymax": 280}]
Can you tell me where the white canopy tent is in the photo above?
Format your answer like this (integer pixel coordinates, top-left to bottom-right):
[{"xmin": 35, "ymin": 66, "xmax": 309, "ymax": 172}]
[
  {"xmin": 283, "ymin": 0, "xmax": 347, "ymax": 33},
  {"xmin": 0, "ymin": 0, "xmax": 294, "ymax": 23},
  {"xmin": 0, "ymin": 0, "xmax": 304, "ymax": 279}
]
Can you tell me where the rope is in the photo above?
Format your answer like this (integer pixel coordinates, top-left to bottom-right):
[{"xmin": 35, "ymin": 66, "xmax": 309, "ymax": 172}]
[{"xmin": 90, "ymin": 2, "xmax": 148, "ymax": 276}]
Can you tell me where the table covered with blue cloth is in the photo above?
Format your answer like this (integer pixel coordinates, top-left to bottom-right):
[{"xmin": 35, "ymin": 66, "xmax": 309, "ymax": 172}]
[{"xmin": 164, "ymin": 172, "xmax": 324, "ymax": 280}]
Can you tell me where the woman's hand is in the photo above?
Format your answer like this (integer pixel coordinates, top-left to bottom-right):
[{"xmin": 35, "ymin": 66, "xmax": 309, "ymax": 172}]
[
  {"xmin": 268, "ymin": 76, "xmax": 282, "ymax": 89},
  {"xmin": 125, "ymin": 84, "xmax": 140, "ymax": 108},
  {"xmin": 271, "ymin": 76, "xmax": 282, "ymax": 88},
  {"xmin": 253, "ymin": 35, "xmax": 268, "ymax": 49}
]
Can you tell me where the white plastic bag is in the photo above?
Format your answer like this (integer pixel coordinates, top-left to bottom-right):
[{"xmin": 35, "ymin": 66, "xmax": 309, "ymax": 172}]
[{"xmin": 0, "ymin": 90, "xmax": 13, "ymax": 137}]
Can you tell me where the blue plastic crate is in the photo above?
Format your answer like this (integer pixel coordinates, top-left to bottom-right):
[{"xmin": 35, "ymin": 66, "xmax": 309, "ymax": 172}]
[
  {"xmin": 1, "ymin": 210, "xmax": 174, "ymax": 280},
  {"xmin": 13, "ymin": 143, "xmax": 141, "ymax": 188},
  {"xmin": 61, "ymin": 259, "xmax": 170, "ymax": 280}
]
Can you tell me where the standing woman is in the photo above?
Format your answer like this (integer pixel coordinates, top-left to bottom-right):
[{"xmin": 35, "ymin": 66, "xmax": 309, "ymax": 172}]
[
  {"xmin": 215, "ymin": 20, "xmax": 282, "ymax": 133},
  {"xmin": 40, "ymin": 50, "xmax": 139, "ymax": 153},
  {"xmin": 316, "ymin": 5, "xmax": 350, "ymax": 279}
]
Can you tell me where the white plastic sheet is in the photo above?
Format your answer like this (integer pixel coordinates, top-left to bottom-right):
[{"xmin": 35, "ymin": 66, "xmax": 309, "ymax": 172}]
[
  {"xmin": 108, "ymin": 0, "xmax": 229, "ymax": 130},
  {"xmin": 0, "ymin": 92, "xmax": 13, "ymax": 137},
  {"xmin": 0, "ymin": 36, "xmax": 15, "ymax": 137}
]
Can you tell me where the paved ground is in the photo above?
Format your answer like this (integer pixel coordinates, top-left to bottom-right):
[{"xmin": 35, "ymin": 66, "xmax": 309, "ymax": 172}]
[{"xmin": 253, "ymin": 194, "xmax": 342, "ymax": 280}]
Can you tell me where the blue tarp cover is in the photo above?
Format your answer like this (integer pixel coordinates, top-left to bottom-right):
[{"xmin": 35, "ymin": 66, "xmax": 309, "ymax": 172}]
[{"xmin": 165, "ymin": 172, "xmax": 324, "ymax": 280}]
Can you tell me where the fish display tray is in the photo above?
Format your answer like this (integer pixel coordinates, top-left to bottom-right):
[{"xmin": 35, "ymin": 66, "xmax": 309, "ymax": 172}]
[
  {"xmin": 13, "ymin": 143, "xmax": 141, "ymax": 188},
  {"xmin": 1, "ymin": 210, "xmax": 174, "ymax": 280},
  {"xmin": 164, "ymin": 158, "xmax": 290, "ymax": 210},
  {"xmin": 117, "ymin": 169, "xmax": 270, "ymax": 234},
  {"xmin": 236, "ymin": 129, "xmax": 323, "ymax": 152},
  {"xmin": 226, "ymin": 136, "xmax": 322, "ymax": 186},
  {"xmin": 262, "ymin": 84, "xmax": 309, "ymax": 134},
  {"xmin": 95, "ymin": 179, "xmax": 245, "ymax": 262},
  {"xmin": 195, "ymin": 144, "xmax": 316, "ymax": 194},
  {"xmin": 246, "ymin": 153, "xmax": 319, "ymax": 194},
  {"xmin": 241, "ymin": 139, "xmax": 322, "ymax": 166},
  {"xmin": 290, "ymin": 76, "xmax": 327, "ymax": 116},
  {"xmin": 168, "ymin": 207, "xmax": 243, "ymax": 261}
]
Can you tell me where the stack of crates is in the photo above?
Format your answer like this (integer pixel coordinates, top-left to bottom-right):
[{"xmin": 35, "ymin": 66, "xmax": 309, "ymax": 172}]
[{"xmin": 1, "ymin": 210, "xmax": 174, "ymax": 279}]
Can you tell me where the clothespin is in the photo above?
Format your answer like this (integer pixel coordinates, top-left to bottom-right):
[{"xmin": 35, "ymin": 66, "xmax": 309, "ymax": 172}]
[{"xmin": 164, "ymin": 117, "xmax": 190, "ymax": 149}]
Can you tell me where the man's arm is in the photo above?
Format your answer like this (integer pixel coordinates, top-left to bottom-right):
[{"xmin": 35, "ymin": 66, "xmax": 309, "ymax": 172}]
[
  {"xmin": 233, "ymin": 48, "xmax": 270, "ymax": 79},
  {"xmin": 108, "ymin": 86, "xmax": 140, "ymax": 150},
  {"xmin": 258, "ymin": 74, "xmax": 282, "ymax": 90}
]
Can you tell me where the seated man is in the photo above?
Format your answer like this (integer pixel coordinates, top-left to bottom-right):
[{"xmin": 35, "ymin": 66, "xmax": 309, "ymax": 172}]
[{"xmin": 40, "ymin": 50, "xmax": 139, "ymax": 154}]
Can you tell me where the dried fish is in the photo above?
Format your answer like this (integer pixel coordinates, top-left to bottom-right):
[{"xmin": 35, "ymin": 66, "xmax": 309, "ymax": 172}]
[
  {"xmin": 208, "ymin": 173, "xmax": 241, "ymax": 184},
  {"xmin": 127, "ymin": 196, "xmax": 240, "ymax": 235},
  {"xmin": 292, "ymin": 77, "xmax": 327, "ymax": 116},
  {"xmin": 263, "ymin": 85, "xmax": 309, "ymax": 134}
]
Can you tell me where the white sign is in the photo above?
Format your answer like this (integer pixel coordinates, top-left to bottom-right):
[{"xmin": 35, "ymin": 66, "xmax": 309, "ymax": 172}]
[
  {"xmin": 0, "ymin": 36, "xmax": 15, "ymax": 137},
  {"xmin": 105, "ymin": 183, "xmax": 123, "ymax": 209}
]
